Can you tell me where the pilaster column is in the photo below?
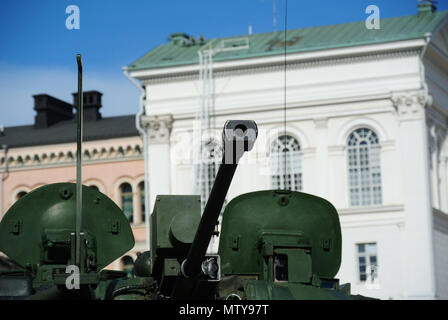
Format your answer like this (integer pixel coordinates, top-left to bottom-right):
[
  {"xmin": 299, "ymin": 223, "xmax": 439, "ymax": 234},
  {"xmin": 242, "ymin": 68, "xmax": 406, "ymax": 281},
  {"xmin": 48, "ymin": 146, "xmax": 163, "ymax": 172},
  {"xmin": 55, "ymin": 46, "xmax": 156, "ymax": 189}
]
[
  {"xmin": 427, "ymin": 121, "xmax": 440, "ymax": 208},
  {"xmin": 392, "ymin": 91, "xmax": 435, "ymax": 299},
  {"xmin": 314, "ymin": 117, "xmax": 329, "ymax": 198},
  {"xmin": 141, "ymin": 114, "xmax": 174, "ymax": 211},
  {"xmin": 133, "ymin": 184, "xmax": 141, "ymax": 224}
]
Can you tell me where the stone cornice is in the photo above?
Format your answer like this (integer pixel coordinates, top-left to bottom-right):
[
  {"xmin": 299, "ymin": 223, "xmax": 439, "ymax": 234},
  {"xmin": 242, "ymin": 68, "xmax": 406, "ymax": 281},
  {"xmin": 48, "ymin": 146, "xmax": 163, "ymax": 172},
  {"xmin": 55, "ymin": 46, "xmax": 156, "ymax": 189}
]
[
  {"xmin": 141, "ymin": 49, "xmax": 421, "ymax": 85},
  {"xmin": 338, "ymin": 204, "xmax": 405, "ymax": 215},
  {"xmin": 141, "ymin": 114, "xmax": 174, "ymax": 144},
  {"xmin": 131, "ymin": 38, "xmax": 426, "ymax": 81},
  {"xmin": 0, "ymin": 143, "xmax": 143, "ymax": 171}
]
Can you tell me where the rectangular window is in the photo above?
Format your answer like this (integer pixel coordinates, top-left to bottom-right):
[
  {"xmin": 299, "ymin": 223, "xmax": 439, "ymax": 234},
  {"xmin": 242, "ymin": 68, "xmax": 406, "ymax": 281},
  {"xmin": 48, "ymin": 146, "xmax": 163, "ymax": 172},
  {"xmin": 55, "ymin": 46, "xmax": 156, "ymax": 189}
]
[{"xmin": 356, "ymin": 243, "xmax": 378, "ymax": 284}]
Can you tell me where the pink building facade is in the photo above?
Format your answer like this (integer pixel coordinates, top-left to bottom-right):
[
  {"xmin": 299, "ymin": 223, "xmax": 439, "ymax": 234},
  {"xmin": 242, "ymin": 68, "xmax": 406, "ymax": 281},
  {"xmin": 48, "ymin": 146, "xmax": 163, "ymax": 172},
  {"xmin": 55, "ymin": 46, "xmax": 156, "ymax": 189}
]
[{"xmin": 0, "ymin": 91, "xmax": 146, "ymax": 270}]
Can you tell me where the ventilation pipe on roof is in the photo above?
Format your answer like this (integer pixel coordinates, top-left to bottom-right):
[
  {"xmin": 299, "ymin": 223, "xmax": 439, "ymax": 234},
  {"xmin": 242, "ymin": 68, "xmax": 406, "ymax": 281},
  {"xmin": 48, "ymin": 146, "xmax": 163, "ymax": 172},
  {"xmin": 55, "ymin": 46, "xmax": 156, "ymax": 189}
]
[
  {"xmin": 122, "ymin": 67, "xmax": 150, "ymax": 251},
  {"xmin": 418, "ymin": 0, "xmax": 437, "ymax": 15}
]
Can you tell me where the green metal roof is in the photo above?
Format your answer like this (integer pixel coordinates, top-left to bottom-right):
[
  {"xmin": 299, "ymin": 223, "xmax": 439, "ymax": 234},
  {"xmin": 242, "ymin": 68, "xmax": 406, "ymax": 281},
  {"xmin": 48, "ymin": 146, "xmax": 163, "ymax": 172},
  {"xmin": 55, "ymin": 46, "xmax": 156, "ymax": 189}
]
[{"xmin": 127, "ymin": 9, "xmax": 448, "ymax": 71}]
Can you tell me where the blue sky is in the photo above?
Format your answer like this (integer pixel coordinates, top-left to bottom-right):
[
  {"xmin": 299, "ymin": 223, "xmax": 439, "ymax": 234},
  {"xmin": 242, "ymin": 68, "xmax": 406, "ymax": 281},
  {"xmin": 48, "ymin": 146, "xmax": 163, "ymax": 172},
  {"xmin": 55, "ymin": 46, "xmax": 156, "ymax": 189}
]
[{"xmin": 1, "ymin": 0, "xmax": 447, "ymax": 127}]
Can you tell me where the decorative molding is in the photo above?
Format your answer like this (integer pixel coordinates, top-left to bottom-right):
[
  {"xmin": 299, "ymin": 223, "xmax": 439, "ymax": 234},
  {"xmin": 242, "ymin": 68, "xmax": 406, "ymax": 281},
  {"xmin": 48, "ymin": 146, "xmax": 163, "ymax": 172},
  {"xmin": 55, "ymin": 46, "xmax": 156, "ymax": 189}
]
[
  {"xmin": 336, "ymin": 116, "xmax": 389, "ymax": 146},
  {"xmin": 0, "ymin": 143, "xmax": 143, "ymax": 171},
  {"xmin": 340, "ymin": 216, "xmax": 405, "ymax": 230},
  {"xmin": 338, "ymin": 204, "xmax": 404, "ymax": 215},
  {"xmin": 391, "ymin": 91, "xmax": 426, "ymax": 121},
  {"xmin": 301, "ymin": 147, "xmax": 316, "ymax": 154},
  {"xmin": 141, "ymin": 114, "xmax": 174, "ymax": 144},
  {"xmin": 380, "ymin": 139, "xmax": 396, "ymax": 151},
  {"xmin": 328, "ymin": 145, "xmax": 345, "ymax": 154},
  {"xmin": 329, "ymin": 139, "xmax": 395, "ymax": 155},
  {"xmin": 265, "ymin": 124, "xmax": 311, "ymax": 150},
  {"xmin": 141, "ymin": 49, "xmax": 421, "ymax": 85}
]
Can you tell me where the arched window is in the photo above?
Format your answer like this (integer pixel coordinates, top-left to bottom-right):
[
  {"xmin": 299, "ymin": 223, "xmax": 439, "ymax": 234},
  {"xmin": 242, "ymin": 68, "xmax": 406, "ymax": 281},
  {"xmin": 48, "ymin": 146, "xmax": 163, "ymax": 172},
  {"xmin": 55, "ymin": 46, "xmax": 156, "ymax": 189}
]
[
  {"xmin": 89, "ymin": 185, "xmax": 99, "ymax": 191},
  {"xmin": 139, "ymin": 181, "xmax": 145, "ymax": 222},
  {"xmin": 16, "ymin": 191, "xmax": 27, "ymax": 201},
  {"xmin": 119, "ymin": 183, "xmax": 133, "ymax": 223},
  {"xmin": 347, "ymin": 128, "xmax": 382, "ymax": 207},
  {"xmin": 270, "ymin": 135, "xmax": 302, "ymax": 191}
]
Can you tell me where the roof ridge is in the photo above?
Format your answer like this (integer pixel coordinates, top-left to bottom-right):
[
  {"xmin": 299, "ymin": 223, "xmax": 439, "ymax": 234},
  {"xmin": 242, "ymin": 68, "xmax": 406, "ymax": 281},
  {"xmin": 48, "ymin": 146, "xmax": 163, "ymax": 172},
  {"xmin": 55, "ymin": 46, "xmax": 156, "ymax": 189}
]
[
  {"xmin": 127, "ymin": 10, "xmax": 448, "ymax": 71},
  {"xmin": 2, "ymin": 113, "xmax": 136, "ymax": 131}
]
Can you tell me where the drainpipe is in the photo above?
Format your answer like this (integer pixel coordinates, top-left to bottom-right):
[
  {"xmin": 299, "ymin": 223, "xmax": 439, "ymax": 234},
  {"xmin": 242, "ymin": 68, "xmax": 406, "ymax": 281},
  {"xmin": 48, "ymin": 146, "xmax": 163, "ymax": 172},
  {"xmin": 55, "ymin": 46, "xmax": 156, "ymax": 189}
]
[
  {"xmin": 1, "ymin": 144, "xmax": 9, "ymax": 219},
  {"xmin": 419, "ymin": 32, "xmax": 437, "ymax": 299},
  {"xmin": 420, "ymin": 33, "xmax": 432, "ymax": 103},
  {"xmin": 123, "ymin": 67, "xmax": 150, "ymax": 252}
]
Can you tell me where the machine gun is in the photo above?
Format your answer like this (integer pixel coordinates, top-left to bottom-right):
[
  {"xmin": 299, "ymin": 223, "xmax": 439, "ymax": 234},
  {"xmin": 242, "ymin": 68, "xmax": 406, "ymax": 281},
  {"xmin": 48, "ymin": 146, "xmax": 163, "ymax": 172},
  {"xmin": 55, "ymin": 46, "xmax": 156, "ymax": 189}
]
[
  {"xmin": 134, "ymin": 120, "xmax": 258, "ymax": 299},
  {"xmin": 122, "ymin": 118, "xmax": 370, "ymax": 300}
]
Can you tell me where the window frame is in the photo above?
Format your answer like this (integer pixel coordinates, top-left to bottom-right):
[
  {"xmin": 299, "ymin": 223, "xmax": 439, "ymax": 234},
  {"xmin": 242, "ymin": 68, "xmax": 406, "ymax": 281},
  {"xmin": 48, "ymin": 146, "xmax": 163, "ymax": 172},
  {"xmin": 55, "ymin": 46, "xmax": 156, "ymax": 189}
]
[
  {"xmin": 346, "ymin": 127, "xmax": 382, "ymax": 207},
  {"xmin": 269, "ymin": 134, "xmax": 303, "ymax": 191},
  {"xmin": 138, "ymin": 181, "xmax": 145, "ymax": 223},
  {"xmin": 119, "ymin": 182, "xmax": 134, "ymax": 223},
  {"xmin": 356, "ymin": 242, "xmax": 379, "ymax": 286}
]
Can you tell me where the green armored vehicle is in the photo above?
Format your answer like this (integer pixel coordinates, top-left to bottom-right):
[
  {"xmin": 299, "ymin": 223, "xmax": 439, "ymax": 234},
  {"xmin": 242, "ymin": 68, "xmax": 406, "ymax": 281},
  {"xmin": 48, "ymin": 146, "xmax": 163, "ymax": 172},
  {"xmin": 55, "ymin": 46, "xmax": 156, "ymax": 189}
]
[
  {"xmin": 0, "ymin": 56, "xmax": 371, "ymax": 300},
  {"xmin": 0, "ymin": 120, "xmax": 366, "ymax": 300}
]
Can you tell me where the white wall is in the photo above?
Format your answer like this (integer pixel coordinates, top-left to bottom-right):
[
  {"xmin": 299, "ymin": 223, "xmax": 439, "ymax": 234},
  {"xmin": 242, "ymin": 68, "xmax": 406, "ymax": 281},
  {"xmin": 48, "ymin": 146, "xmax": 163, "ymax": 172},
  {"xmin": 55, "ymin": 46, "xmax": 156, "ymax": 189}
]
[
  {"xmin": 338, "ymin": 211, "xmax": 405, "ymax": 300},
  {"xmin": 132, "ymin": 37, "xmax": 448, "ymax": 299}
]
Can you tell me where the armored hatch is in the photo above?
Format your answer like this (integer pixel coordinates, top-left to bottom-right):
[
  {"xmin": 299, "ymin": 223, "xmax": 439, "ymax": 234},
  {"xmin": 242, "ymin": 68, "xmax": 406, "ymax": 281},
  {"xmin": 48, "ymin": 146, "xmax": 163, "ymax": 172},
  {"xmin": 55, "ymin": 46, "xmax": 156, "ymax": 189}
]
[
  {"xmin": 218, "ymin": 190, "xmax": 342, "ymax": 283},
  {"xmin": 0, "ymin": 183, "xmax": 134, "ymax": 272}
]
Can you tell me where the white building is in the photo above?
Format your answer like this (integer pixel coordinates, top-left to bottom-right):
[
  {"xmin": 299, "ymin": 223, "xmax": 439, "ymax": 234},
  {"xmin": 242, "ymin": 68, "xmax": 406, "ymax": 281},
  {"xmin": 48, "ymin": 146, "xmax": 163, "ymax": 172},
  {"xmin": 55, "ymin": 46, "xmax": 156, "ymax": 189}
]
[{"xmin": 125, "ymin": 3, "xmax": 448, "ymax": 299}]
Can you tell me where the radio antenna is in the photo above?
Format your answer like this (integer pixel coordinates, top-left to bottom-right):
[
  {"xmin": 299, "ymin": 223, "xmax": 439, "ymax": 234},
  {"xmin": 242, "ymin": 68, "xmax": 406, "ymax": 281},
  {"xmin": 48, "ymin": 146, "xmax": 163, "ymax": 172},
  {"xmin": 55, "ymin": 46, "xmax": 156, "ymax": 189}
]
[
  {"xmin": 283, "ymin": 0, "xmax": 288, "ymax": 188},
  {"xmin": 75, "ymin": 54, "xmax": 83, "ymax": 267}
]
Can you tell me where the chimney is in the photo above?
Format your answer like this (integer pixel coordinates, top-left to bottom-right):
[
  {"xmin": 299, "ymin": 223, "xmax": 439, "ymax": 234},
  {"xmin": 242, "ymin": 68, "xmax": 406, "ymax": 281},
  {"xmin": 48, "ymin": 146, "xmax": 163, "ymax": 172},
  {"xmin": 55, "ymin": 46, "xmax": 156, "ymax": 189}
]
[
  {"xmin": 418, "ymin": 0, "xmax": 437, "ymax": 16},
  {"xmin": 169, "ymin": 33, "xmax": 196, "ymax": 47},
  {"xmin": 72, "ymin": 90, "xmax": 103, "ymax": 121},
  {"xmin": 33, "ymin": 94, "xmax": 74, "ymax": 128}
]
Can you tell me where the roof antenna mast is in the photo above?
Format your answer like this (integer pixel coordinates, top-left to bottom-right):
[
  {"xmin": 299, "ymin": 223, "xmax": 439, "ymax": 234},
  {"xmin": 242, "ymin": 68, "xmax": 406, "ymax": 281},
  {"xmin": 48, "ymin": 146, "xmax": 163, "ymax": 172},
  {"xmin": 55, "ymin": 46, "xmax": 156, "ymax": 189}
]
[
  {"xmin": 284, "ymin": 0, "xmax": 288, "ymax": 179},
  {"xmin": 75, "ymin": 54, "xmax": 83, "ymax": 267}
]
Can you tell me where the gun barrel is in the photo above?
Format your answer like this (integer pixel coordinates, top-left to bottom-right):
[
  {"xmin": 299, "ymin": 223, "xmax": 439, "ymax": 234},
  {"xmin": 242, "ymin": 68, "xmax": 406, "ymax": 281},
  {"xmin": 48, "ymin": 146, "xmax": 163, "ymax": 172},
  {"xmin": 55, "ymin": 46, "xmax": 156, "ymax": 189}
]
[{"xmin": 181, "ymin": 120, "xmax": 258, "ymax": 278}]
